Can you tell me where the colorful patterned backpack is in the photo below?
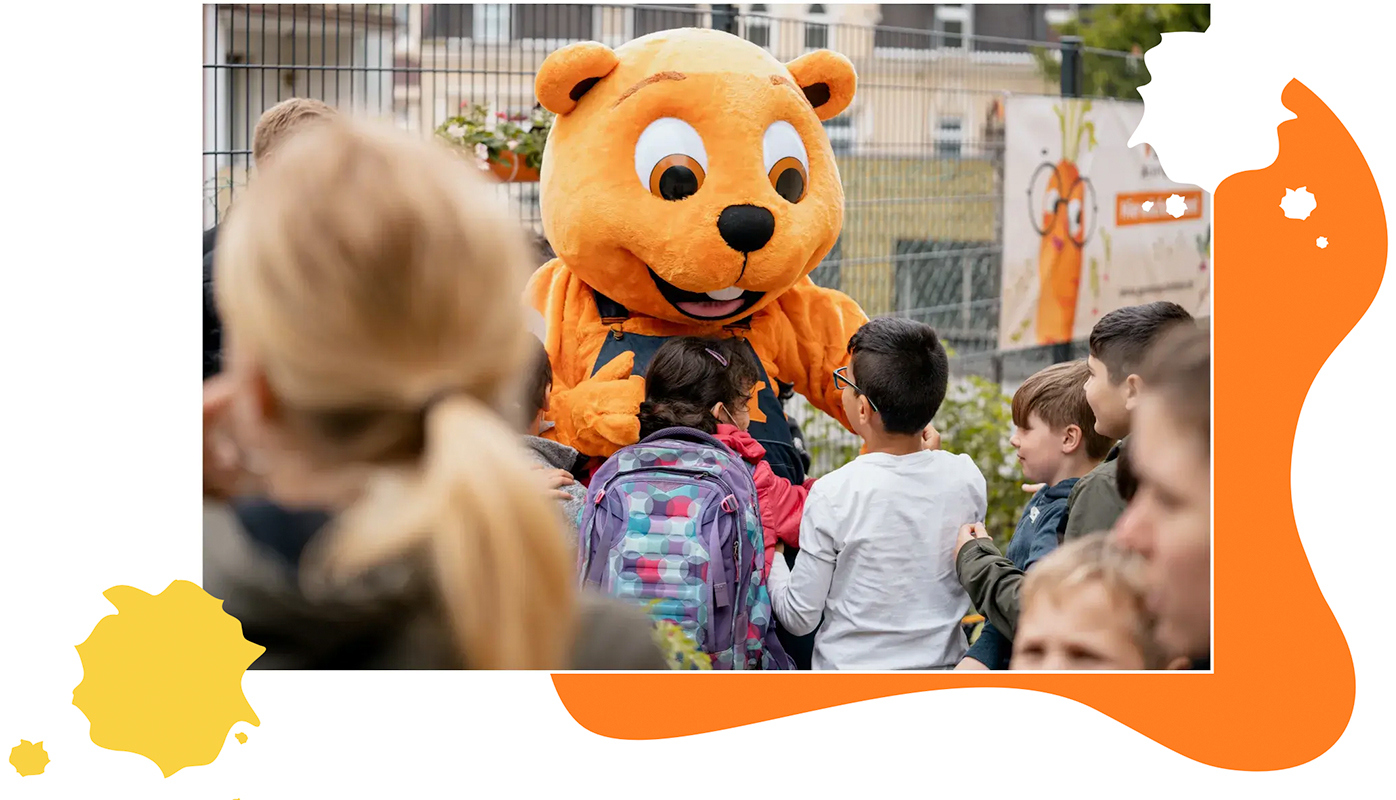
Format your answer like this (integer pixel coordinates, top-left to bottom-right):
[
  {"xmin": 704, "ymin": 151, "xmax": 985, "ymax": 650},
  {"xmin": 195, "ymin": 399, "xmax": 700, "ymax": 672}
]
[{"xmin": 578, "ymin": 427, "xmax": 792, "ymax": 670}]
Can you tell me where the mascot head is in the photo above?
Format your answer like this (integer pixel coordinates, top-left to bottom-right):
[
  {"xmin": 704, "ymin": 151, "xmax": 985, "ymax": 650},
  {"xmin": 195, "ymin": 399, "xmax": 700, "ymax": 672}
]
[{"xmin": 535, "ymin": 28, "xmax": 856, "ymax": 325}]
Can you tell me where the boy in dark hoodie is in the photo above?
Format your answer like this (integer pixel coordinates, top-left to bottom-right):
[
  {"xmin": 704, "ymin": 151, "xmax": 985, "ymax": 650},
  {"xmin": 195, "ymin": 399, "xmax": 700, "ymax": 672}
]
[{"xmin": 955, "ymin": 360, "xmax": 1115, "ymax": 669}]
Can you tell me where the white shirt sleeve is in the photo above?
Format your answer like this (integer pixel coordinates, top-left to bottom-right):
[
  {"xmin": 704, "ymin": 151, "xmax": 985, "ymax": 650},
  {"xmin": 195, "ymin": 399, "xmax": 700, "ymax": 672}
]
[{"xmin": 767, "ymin": 490, "xmax": 838, "ymax": 636}]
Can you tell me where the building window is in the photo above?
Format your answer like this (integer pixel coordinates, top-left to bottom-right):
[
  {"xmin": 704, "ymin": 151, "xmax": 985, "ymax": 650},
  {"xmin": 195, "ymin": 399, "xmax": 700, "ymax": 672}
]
[
  {"xmin": 634, "ymin": 4, "xmax": 702, "ymax": 38},
  {"xmin": 823, "ymin": 115, "xmax": 855, "ymax": 156},
  {"xmin": 475, "ymin": 4, "xmax": 511, "ymax": 43},
  {"xmin": 874, "ymin": 4, "xmax": 935, "ymax": 50},
  {"xmin": 805, "ymin": 4, "xmax": 829, "ymax": 49},
  {"xmin": 421, "ymin": 4, "xmax": 472, "ymax": 39},
  {"xmin": 744, "ymin": 4, "xmax": 771, "ymax": 49},
  {"xmin": 514, "ymin": 4, "xmax": 595, "ymax": 42},
  {"xmin": 936, "ymin": 4, "xmax": 971, "ymax": 50},
  {"xmin": 935, "ymin": 116, "xmax": 963, "ymax": 158}
]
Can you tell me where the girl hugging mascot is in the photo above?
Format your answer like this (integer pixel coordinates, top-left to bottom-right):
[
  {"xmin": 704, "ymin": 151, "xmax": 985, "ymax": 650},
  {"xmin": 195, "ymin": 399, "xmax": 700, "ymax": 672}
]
[{"xmin": 528, "ymin": 27, "xmax": 868, "ymax": 494}]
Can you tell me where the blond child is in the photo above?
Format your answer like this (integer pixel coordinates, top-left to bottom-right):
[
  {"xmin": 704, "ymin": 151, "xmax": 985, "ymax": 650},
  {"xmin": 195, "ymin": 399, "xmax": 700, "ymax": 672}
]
[{"xmin": 1010, "ymin": 531, "xmax": 1162, "ymax": 670}]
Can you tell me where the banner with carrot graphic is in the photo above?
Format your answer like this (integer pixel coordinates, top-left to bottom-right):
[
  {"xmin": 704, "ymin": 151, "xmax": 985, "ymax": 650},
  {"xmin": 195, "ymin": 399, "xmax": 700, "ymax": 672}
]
[{"xmin": 999, "ymin": 96, "xmax": 1212, "ymax": 350}]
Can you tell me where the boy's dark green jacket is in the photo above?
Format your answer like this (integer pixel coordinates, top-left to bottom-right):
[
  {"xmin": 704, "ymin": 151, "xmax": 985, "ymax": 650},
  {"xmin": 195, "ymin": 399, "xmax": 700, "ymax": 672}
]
[{"xmin": 956, "ymin": 440, "xmax": 1126, "ymax": 644}]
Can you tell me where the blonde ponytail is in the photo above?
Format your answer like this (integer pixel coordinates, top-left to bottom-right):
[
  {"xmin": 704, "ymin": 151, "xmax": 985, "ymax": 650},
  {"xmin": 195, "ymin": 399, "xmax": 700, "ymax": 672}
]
[
  {"xmin": 217, "ymin": 119, "xmax": 580, "ymax": 669},
  {"xmin": 416, "ymin": 394, "xmax": 576, "ymax": 669}
]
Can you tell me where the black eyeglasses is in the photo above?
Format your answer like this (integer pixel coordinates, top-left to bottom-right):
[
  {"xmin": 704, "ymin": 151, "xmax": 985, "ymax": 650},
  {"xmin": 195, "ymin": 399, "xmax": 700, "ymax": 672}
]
[{"xmin": 833, "ymin": 366, "xmax": 879, "ymax": 413}]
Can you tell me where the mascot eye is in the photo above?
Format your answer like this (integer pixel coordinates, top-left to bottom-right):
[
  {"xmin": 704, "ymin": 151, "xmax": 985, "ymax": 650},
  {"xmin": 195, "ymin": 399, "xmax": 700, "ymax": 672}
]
[
  {"xmin": 762, "ymin": 121, "xmax": 810, "ymax": 204},
  {"xmin": 635, "ymin": 118, "xmax": 708, "ymax": 202}
]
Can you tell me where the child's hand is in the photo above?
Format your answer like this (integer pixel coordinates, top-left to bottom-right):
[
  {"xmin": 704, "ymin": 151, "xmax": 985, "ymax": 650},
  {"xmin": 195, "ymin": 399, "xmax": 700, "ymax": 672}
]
[
  {"xmin": 921, "ymin": 424, "xmax": 942, "ymax": 451},
  {"xmin": 774, "ymin": 542, "xmax": 786, "ymax": 555},
  {"xmin": 1022, "ymin": 483, "xmax": 1046, "ymax": 494},
  {"xmin": 532, "ymin": 463, "xmax": 577, "ymax": 502},
  {"xmin": 955, "ymin": 657, "xmax": 990, "ymax": 671},
  {"xmin": 955, "ymin": 522, "xmax": 990, "ymax": 556}
]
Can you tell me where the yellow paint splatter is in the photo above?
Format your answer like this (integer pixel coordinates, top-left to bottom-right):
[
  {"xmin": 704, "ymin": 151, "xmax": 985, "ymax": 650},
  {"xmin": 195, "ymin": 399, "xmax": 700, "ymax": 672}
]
[
  {"xmin": 235, "ymin": 733, "xmax": 248, "ymax": 744},
  {"xmin": 9, "ymin": 740, "xmax": 49, "ymax": 776},
  {"xmin": 72, "ymin": 580, "xmax": 264, "ymax": 777}
]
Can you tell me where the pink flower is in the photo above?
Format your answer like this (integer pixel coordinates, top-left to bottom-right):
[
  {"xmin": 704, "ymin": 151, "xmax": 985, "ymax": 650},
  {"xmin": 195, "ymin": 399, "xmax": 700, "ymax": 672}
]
[{"xmin": 506, "ymin": 140, "xmax": 518, "ymax": 150}]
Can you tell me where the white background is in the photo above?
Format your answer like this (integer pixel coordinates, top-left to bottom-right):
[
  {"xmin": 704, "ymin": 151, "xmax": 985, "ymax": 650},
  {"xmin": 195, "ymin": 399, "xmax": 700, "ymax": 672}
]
[{"xmin": 1, "ymin": 1, "xmax": 1391, "ymax": 797}]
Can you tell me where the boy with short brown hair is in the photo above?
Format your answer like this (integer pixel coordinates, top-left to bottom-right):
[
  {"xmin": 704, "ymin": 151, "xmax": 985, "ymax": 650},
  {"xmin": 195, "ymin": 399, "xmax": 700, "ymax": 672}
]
[
  {"xmin": 1010, "ymin": 531, "xmax": 1163, "ymax": 670},
  {"xmin": 955, "ymin": 360, "xmax": 1114, "ymax": 669},
  {"xmin": 1061, "ymin": 301, "xmax": 1195, "ymax": 542}
]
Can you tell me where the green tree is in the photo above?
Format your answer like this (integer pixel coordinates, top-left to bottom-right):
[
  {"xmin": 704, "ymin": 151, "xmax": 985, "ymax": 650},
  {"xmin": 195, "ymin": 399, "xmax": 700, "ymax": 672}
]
[
  {"xmin": 1035, "ymin": 4, "xmax": 1211, "ymax": 101},
  {"xmin": 933, "ymin": 375, "xmax": 1024, "ymax": 552}
]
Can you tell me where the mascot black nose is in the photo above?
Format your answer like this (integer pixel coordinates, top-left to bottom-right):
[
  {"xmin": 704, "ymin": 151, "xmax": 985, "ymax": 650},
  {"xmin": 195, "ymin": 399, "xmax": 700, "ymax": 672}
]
[{"xmin": 717, "ymin": 205, "xmax": 775, "ymax": 253}]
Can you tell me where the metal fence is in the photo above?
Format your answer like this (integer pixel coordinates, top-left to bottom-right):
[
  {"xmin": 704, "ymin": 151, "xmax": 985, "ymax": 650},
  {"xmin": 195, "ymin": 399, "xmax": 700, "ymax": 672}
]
[{"xmin": 203, "ymin": 3, "xmax": 1137, "ymax": 476}]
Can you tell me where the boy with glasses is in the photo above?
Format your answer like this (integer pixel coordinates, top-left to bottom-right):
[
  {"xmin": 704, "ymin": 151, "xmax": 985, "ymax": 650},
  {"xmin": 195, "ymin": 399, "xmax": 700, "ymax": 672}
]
[{"xmin": 766, "ymin": 318, "xmax": 987, "ymax": 670}]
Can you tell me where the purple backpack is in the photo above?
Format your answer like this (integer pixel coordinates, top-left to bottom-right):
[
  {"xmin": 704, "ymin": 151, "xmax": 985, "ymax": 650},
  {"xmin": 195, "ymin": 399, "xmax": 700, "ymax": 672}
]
[{"xmin": 578, "ymin": 427, "xmax": 792, "ymax": 670}]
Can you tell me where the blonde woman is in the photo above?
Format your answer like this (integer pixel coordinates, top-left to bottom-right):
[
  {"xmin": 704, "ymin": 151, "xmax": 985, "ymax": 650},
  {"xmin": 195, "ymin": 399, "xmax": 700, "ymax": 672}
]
[{"xmin": 202, "ymin": 119, "xmax": 663, "ymax": 670}]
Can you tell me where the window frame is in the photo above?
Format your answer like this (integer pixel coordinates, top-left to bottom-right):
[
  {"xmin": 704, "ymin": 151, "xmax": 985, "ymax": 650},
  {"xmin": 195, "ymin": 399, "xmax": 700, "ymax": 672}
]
[{"xmin": 804, "ymin": 4, "xmax": 830, "ymax": 51}]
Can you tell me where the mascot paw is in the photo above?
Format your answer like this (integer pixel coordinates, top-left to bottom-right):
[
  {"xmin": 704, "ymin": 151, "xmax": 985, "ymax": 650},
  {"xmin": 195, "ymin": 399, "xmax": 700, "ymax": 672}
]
[{"xmin": 556, "ymin": 352, "xmax": 646, "ymax": 456}]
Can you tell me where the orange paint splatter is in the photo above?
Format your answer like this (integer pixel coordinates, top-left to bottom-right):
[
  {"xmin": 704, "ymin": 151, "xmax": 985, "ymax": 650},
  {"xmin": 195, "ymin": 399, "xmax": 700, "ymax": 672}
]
[{"xmin": 551, "ymin": 80, "xmax": 1370, "ymax": 771}]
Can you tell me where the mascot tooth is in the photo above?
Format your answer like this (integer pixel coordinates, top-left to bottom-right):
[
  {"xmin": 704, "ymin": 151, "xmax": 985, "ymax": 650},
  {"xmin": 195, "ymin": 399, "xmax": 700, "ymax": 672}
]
[{"xmin": 527, "ymin": 27, "xmax": 869, "ymax": 487}]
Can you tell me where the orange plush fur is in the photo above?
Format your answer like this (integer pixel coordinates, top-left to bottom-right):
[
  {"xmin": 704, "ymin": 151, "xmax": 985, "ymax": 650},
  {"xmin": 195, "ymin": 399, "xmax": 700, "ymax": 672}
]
[{"xmin": 527, "ymin": 28, "xmax": 869, "ymax": 458}]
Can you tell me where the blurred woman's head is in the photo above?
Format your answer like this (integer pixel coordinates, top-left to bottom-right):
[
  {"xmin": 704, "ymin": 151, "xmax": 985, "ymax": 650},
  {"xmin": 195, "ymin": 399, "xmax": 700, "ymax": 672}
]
[
  {"xmin": 214, "ymin": 119, "xmax": 575, "ymax": 669},
  {"xmin": 1112, "ymin": 323, "xmax": 1210, "ymax": 664}
]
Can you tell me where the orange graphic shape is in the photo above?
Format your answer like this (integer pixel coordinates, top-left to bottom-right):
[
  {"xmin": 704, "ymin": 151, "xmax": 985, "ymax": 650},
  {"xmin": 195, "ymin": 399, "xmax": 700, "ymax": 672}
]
[{"xmin": 553, "ymin": 79, "xmax": 1372, "ymax": 772}]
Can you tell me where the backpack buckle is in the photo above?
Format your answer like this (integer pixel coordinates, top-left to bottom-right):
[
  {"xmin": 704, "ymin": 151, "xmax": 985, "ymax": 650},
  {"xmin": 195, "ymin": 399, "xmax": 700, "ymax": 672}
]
[
  {"xmin": 720, "ymin": 494, "xmax": 737, "ymax": 513},
  {"xmin": 594, "ymin": 489, "xmax": 605, "ymax": 505}
]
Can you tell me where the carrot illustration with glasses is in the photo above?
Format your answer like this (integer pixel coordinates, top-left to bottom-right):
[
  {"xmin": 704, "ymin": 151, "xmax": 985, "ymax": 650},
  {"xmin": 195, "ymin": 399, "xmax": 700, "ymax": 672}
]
[{"xmin": 1028, "ymin": 99, "xmax": 1098, "ymax": 345}]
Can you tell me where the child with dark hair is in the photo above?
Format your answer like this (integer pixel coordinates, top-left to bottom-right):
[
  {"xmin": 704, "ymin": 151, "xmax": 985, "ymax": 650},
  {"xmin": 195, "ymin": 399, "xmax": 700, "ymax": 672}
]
[
  {"xmin": 522, "ymin": 337, "xmax": 587, "ymax": 548},
  {"xmin": 1060, "ymin": 301, "xmax": 1195, "ymax": 543},
  {"xmin": 638, "ymin": 337, "xmax": 811, "ymax": 579},
  {"xmin": 767, "ymin": 318, "xmax": 987, "ymax": 670},
  {"xmin": 953, "ymin": 360, "xmax": 1115, "ymax": 669}
]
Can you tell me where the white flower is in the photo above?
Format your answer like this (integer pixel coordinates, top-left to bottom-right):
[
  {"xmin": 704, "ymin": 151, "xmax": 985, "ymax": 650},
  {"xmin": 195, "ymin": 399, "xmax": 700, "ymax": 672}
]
[
  {"xmin": 484, "ymin": 112, "xmax": 497, "ymax": 133},
  {"xmin": 474, "ymin": 143, "xmax": 489, "ymax": 160},
  {"xmin": 506, "ymin": 140, "xmax": 518, "ymax": 150},
  {"xmin": 477, "ymin": 159, "xmax": 491, "ymax": 171},
  {"xmin": 446, "ymin": 124, "xmax": 466, "ymax": 139},
  {"xmin": 520, "ymin": 120, "xmax": 534, "ymax": 133}
]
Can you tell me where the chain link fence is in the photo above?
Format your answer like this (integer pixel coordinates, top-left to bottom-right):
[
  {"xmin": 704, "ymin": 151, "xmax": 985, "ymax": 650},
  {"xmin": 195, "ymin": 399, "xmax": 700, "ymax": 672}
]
[{"xmin": 203, "ymin": 3, "xmax": 1138, "ymax": 476}]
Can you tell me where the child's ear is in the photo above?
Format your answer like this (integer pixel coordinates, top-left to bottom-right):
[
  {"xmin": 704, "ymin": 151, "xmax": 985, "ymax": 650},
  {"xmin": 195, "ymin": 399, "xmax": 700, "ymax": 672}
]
[
  {"xmin": 535, "ymin": 41, "xmax": 620, "ymax": 115},
  {"xmin": 1061, "ymin": 424, "xmax": 1083, "ymax": 455},
  {"xmin": 859, "ymin": 395, "xmax": 874, "ymax": 426},
  {"xmin": 785, "ymin": 50, "xmax": 857, "ymax": 121},
  {"xmin": 1123, "ymin": 374, "xmax": 1145, "ymax": 413}
]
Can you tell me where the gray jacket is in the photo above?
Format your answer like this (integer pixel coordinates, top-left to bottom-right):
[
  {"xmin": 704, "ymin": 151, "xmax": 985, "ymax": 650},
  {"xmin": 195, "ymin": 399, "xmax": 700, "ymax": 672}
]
[
  {"xmin": 522, "ymin": 435, "xmax": 586, "ymax": 550},
  {"xmin": 203, "ymin": 500, "xmax": 665, "ymax": 670}
]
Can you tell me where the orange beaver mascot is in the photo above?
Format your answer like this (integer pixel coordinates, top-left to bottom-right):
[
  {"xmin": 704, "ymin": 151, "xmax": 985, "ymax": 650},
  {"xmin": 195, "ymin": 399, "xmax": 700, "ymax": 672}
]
[{"xmin": 527, "ymin": 28, "xmax": 868, "ymax": 486}]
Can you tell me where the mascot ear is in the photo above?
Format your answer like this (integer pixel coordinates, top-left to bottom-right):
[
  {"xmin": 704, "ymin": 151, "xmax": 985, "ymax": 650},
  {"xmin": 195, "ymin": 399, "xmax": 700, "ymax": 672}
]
[
  {"xmin": 785, "ymin": 50, "xmax": 857, "ymax": 121},
  {"xmin": 535, "ymin": 41, "xmax": 620, "ymax": 115}
]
